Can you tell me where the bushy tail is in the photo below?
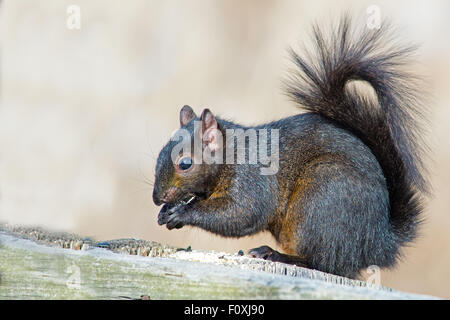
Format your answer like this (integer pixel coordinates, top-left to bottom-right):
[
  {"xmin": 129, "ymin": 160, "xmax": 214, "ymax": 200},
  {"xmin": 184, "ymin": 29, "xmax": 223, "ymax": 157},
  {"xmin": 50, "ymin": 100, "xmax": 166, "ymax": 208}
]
[{"xmin": 285, "ymin": 16, "xmax": 429, "ymax": 243}]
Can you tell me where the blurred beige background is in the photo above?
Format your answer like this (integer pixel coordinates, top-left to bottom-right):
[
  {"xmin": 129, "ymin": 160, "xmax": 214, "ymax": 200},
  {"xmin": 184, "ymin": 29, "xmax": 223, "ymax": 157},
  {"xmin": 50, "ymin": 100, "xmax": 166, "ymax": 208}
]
[{"xmin": 1, "ymin": 0, "xmax": 449, "ymax": 298}]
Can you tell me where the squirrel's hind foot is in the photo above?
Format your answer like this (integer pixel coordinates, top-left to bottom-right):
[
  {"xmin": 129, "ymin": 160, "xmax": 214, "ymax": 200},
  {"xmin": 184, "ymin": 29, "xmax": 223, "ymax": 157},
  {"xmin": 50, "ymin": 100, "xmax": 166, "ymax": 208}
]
[{"xmin": 248, "ymin": 245, "xmax": 308, "ymax": 268}]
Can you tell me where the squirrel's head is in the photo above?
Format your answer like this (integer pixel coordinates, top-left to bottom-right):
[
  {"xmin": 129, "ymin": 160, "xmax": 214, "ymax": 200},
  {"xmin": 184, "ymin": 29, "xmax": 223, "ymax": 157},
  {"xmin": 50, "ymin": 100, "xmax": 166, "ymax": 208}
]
[{"xmin": 152, "ymin": 105, "xmax": 223, "ymax": 206}]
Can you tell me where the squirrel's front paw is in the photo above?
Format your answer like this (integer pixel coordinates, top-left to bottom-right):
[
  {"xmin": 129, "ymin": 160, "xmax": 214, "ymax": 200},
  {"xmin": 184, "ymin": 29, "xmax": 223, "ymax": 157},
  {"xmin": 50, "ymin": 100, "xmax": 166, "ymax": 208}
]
[
  {"xmin": 166, "ymin": 209, "xmax": 189, "ymax": 230},
  {"xmin": 157, "ymin": 203, "xmax": 191, "ymax": 230},
  {"xmin": 157, "ymin": 203, "xmax": 172, "ymax": 225}
]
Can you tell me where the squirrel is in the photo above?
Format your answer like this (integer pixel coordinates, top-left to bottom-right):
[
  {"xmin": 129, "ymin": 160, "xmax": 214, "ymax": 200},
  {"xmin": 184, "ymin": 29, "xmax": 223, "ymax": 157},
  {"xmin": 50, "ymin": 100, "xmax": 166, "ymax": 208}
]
[{"xmin": 152, "ymin": 16, "xmax": 429, "ymax": 279}]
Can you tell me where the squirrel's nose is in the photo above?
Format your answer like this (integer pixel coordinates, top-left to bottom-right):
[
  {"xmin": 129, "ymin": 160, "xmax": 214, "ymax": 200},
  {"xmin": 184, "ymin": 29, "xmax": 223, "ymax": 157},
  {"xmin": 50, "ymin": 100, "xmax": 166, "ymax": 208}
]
[
  {"xmin": 152, "ymin": 186, "xmax": 163, "ymax": 206},
  {"xmin": 153, "ymin": 186, "xmax": 178, "ymax": 205}
]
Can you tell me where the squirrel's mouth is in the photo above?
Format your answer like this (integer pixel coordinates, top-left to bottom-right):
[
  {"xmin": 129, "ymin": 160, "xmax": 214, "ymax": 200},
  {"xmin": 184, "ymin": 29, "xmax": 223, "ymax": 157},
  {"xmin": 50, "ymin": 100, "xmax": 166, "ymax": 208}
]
[
  {"xmin": 178, "ymin": 192, "xmax": 207, "ymax": 205},
  {"xmin": 179, "ymin": 195, "xmax": 197, "ymax": 206},
  {"xmin": 161, "ymin": 193, "xmax": 201, "ymax": 211}
]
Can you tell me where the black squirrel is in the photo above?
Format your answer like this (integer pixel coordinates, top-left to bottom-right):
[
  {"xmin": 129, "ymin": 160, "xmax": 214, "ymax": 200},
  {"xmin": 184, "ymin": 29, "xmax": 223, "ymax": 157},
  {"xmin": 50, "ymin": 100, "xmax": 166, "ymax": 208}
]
[{"xmin": 152, "ymin": 16, "xmax": 429, "ymax": 279}]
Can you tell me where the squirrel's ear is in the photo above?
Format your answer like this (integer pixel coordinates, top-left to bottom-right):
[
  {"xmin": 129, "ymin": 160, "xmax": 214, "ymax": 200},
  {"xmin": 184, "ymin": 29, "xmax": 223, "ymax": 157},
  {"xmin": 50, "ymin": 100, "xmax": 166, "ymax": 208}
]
[
  {"xmin": 200, "ymin": 108, "xmax": 217, "ymax": 132},
  {"xmin": 200, "ymin": 108, "xmax": 221, "ymax": 151},
  {"xmin": 180, "ymin": 105, "xmax": 196, "ymax": 127}
]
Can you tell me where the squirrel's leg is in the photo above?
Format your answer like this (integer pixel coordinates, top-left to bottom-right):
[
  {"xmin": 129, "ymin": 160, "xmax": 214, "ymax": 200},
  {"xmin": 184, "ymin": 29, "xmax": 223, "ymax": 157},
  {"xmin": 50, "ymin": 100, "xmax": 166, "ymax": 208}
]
[
  {"xmin": 248, "ymin": 245, "xmax": 309, "ymax": 267},
  {"xmin": 246, "ymin": 166, "xmax": 315, "ymax": 267}
]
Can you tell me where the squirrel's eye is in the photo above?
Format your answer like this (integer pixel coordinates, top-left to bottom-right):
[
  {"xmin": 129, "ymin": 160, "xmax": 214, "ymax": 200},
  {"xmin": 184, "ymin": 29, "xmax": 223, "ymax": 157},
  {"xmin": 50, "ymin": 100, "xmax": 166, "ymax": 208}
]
[{"xmin": 178, "ymin": 157, "xmax": 193, "ymax": 171}]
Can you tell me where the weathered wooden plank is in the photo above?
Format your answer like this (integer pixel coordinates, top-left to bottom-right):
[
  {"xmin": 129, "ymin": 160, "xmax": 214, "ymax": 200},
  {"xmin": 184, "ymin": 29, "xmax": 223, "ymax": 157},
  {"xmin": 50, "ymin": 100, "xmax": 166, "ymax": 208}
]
[{"xmin": 0, "ymin": 225, "xmax": 438, "ymax": 300}]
